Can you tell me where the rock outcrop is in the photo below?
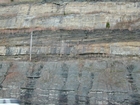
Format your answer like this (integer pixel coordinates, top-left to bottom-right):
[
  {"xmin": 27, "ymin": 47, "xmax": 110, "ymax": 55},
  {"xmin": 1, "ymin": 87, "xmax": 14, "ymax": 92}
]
[
  {"xmin": 0, "ymin": 2, "xmax": 140, "ymax": 30},
  {"xmin": 0, "ymin": 1, "xmax": 140, "ymax": 105},
  {"xmin": 0, "ymin": 29, "xmax": 140, "ymax": 61}
]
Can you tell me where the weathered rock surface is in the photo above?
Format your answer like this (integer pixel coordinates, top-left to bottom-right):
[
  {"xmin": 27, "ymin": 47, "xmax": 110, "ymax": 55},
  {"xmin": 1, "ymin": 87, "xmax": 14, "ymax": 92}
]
[
  {"xmin": 0, "ymin": 2, "xmax": 140, "ymax": 30},
  {"xmin": 0, "ymin": 1, "xmax": 140, "ymax": 105},
  {"xmin": 0, "ymin": 29, "xmax": 139, "ymax": 105},
  {"xmin": 0, "ymin": 58, "xmax": 140, "ymax": 105},
  {"xmin": 0, "ymin": 29, "xmax": 140, "ymax": 60},
  {"xmin": 1, "ymin": 0, "xmax": 140, "ymax": 4}
]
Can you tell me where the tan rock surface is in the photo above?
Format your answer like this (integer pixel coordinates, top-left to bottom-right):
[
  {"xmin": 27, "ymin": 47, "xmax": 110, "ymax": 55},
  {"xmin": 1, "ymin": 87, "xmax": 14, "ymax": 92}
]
[{"xmin": 0, "ymin": 2, "xmax": 139, "ymax": 30}]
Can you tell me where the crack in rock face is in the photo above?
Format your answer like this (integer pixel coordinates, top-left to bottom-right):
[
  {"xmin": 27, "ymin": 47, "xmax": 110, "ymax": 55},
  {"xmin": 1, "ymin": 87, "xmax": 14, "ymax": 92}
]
[
  {"xmin": 0, "ymin": 59, "xmax": 139, "ymax": 105},
  {"xmin": 0, "ymin": 1, "xmax": 139, "ymax": 105}
]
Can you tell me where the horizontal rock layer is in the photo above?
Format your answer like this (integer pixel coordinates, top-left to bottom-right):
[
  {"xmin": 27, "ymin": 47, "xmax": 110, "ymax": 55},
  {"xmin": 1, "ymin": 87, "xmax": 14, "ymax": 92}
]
[
  {"xmin": 0, "ymin": 30, "xmax": 139, "ymax": 60},
  {"xmin": 0, "ymin": 1, "xmax": 140, "ymax": 105},
  {"xmin": 0, "ymin": 0, "xmax": 140, "ymax": 4},
  {"xmin": 0, "ymin": 2, "xmax": 140, "ymax": 30}
]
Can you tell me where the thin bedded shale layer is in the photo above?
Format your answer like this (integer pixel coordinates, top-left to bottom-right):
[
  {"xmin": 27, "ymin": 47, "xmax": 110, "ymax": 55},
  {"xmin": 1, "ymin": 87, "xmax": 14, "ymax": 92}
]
[{"xmin": 0, "ymin": 29, "xmax": 140, "ymax": 61}]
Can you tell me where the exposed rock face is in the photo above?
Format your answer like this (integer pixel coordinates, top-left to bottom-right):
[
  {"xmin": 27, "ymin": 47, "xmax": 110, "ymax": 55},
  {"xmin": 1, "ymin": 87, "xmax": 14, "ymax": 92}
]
[
  {"xmin": 0, "ymin": 29, "xmax": 139, "ymax": 105},
  {"xmin": 0, "ymin": 29, "xmax": 139, "ymax": 61},
  {"xmin": 0, "ymin": 59, "xmax": 140, "ymax": 105},
  {"xmin": 0, "ymin": 2, "xmax": 140, "ymax": 30},
  {"xmin": 0, "ymin": 1, "xmax": 140, "ymax": 105},
  {"xmin": 1, "ymin": 0, "xmax": 140, "ymax": 4}
]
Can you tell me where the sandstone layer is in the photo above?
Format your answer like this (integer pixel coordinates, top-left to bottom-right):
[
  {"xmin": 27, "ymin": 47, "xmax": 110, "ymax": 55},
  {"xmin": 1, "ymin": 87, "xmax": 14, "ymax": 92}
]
[{"xmin": 0, "ymin": 2, "xmax": 140, "ymax": 30}]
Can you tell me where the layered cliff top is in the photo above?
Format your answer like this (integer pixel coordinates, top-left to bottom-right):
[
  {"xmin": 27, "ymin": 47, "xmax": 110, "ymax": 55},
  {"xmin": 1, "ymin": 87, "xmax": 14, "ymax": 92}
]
[
  {"xmin": 0, "ymin": 0, "xmax": 140, "ymax": 4},
  {"xmin": 0, "ymin": 1, "xmax": 139, "ymax": 32}
]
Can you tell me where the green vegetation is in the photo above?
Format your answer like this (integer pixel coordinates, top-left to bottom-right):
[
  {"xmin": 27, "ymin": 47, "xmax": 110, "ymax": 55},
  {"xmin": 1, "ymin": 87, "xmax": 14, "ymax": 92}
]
[{"xmin": 106, "ymin": 22, "xmax": 110, "ymax": 29}]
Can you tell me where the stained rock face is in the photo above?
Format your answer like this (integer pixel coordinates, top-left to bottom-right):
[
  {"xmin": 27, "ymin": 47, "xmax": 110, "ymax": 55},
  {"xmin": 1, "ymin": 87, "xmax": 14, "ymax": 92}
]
[
  {"xmin": 0, "ymin": 29, "xmax": 139, "ymax": 105},
  {"xmin": 0, "ymin": 30, "xmax": 140, "ymax": 60},
  {"xmin": 0, "ymin": 0, "xmax": 140, "ymax": 105},
  {"xmin": 0, "ymin": 59, "xmax": 140, "ymax": 105},
  {"xmin": 0, "ymin": 2, "xmax": 140, "ymax": 30}
]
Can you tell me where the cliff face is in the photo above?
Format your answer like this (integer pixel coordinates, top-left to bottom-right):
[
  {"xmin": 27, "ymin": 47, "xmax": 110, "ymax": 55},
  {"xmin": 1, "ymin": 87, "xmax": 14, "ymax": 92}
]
[
  {"xmin": 0, "ymin": 59, "xmax": 140, "ymax": 105},
  {"xmin": 0, "ymin": 2, "xmax": 140, "ymax": 30},
  {"xmin": 0, "ymin": 30, "xmax": 140, "ymax": 60},
  {"xmin": 1, "ymin": 29, "xmax": 140, "ymax": 105},
  {"xmin": 0, "ymin": 1, "xmax": 140, "ymax": 105}
]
